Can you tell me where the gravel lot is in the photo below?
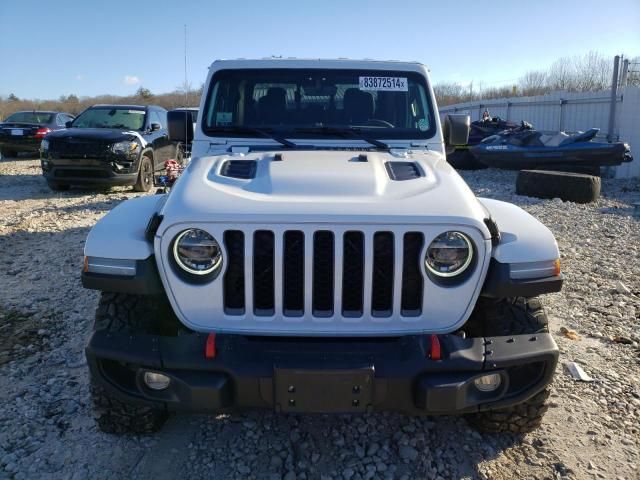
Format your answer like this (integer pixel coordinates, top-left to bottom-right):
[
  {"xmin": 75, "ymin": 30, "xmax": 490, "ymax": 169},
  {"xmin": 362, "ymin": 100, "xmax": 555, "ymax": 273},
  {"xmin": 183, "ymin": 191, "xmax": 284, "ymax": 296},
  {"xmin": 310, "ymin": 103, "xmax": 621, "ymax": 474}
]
[{"xmin": 0, "ymin": 156, "xmax": 638, "ymax": 480}]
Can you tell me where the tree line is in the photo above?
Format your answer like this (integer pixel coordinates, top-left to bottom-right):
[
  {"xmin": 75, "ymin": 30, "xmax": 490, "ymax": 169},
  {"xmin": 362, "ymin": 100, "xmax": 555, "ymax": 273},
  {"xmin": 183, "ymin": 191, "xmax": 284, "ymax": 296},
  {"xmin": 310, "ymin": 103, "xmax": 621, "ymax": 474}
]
[
  {"xmin": 0, "ymin": 83, "xmax": 203, "ymax": 120},
  {"xmin": 434, "ymin": 52, "xmax": 640, "ymax": 106}
]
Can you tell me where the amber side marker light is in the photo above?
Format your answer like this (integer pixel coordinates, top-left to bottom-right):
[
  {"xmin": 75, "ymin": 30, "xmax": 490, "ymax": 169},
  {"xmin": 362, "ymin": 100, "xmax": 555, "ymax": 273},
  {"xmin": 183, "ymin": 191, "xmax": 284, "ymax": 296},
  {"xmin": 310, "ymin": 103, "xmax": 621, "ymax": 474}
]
[
  {"xmin": 83, "ymin": 256, "xmax": 89, "ymax": 273},
  {"xmin": 554, "ymin": 259, "xmax": 561, "ymax": 276}
]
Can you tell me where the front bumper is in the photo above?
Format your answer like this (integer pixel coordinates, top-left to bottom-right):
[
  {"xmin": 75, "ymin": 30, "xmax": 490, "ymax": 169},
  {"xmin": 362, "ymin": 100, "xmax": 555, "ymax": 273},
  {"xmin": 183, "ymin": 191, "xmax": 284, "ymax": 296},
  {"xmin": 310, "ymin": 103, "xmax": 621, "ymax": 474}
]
[
  {"xmin": 86, "ymin": 331, "xmax": 558, "ymax": 415},
  {"xmin": 41, "ymin": 155, "xmax": 139, "ymax": 185}
]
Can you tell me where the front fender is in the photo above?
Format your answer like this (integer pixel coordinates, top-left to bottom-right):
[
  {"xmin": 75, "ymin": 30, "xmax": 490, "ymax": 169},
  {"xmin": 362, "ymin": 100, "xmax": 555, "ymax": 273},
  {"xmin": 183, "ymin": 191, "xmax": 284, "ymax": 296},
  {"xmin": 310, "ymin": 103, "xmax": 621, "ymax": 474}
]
[
  {"xmin": 84, "ymin": 195, "xmax": 165, "ymax": 260},
  {"xmin": 479, "ymin": 198, "xmax": 559, "ymax": 263},
  {"xmin": 479, "ymin": 198, "xmax": 562, "ymax": 298},
  {"xmin": 82, "ymin": 195, "xmax": 167, "ymax": 294}
]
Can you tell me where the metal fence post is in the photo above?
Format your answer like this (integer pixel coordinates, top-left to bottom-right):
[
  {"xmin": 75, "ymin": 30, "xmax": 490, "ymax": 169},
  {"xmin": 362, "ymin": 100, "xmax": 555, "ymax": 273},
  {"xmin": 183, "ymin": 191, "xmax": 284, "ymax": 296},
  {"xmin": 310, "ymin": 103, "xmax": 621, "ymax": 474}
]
[
  {"xmin": 559, "ymin": 99, "xmax": 566, "ymax": 131},
  {"xmin": 607, "ymin": 55, "xmax": 621, "ymax": 142}
]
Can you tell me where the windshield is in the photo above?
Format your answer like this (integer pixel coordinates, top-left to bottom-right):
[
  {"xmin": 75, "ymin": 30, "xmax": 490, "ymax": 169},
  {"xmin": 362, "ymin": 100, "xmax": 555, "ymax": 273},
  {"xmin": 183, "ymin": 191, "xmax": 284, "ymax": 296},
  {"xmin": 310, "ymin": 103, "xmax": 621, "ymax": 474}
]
[
  {"xmin": 202, "ymin": 69, "xmax": 435, "ymax": 141},
  {"xmin": 5, "ymin": 112, "xmax": 53, "ymax": 123},
  {"xmin": 72, "ymin": 107, "xmax": 146, "ymax": 130}
]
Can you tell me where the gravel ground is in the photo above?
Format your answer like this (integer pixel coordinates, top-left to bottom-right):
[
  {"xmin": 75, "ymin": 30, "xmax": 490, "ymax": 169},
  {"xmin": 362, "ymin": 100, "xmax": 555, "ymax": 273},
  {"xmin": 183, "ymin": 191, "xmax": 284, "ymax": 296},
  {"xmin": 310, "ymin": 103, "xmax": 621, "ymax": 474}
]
[{"xmin": 0, "ymin": 156, "xmax": 638, "ymax": 480}]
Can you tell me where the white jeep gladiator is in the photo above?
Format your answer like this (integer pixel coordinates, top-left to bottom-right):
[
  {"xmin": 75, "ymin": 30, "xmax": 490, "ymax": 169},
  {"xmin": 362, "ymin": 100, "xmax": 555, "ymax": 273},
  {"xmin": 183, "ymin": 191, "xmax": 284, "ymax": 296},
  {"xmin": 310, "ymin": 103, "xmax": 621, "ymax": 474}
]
[{"xmin": 82, "ymin": 59, "xmax": 562, "ymax": 434}]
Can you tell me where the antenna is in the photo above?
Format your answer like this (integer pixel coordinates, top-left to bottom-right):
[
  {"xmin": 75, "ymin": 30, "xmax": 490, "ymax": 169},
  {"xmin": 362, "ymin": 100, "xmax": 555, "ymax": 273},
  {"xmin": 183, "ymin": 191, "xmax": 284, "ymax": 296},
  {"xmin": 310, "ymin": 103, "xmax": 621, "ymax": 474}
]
[{"xmin": 184, "ymin": 24, "xmax": 188, "ymax": 159}]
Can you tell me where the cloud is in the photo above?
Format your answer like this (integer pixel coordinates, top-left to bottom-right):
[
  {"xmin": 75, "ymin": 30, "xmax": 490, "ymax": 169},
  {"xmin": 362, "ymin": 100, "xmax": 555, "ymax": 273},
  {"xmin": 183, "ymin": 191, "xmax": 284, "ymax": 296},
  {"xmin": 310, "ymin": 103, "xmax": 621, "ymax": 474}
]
[
  {"xmin": 123, "ymin": 75, "xmax": 140, "ymax": 85},
  {"xmin": 75, "ymin": 74, "xmax": 84, "ymax": 81}
]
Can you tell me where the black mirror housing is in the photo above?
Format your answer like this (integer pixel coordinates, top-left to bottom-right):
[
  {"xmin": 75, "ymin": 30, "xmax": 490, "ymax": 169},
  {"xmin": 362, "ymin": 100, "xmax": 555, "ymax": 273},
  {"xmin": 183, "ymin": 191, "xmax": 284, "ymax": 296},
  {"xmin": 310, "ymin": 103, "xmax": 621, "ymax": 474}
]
[
  {"xmin": 443, "ymin": 114, "xmax": 470, "ymax": 146},
  {"xmin": 167, "ymin": 110, "xmax": 196, "ymax": 143},
  {"xmin": 150, "ymin": 122, "xmax": 162, "ymax": 132},
  {"xmin": 65, "ymin": 121, "xmax": 73, "ymax": 128}
]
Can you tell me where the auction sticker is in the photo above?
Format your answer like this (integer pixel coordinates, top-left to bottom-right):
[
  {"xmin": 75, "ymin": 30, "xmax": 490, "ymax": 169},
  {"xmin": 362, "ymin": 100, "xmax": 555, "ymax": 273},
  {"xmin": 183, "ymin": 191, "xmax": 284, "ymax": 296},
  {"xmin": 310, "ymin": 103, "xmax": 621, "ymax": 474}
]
[{"xmin": 359, "ymin": 76, "xmax": 408, "ymax": 91}]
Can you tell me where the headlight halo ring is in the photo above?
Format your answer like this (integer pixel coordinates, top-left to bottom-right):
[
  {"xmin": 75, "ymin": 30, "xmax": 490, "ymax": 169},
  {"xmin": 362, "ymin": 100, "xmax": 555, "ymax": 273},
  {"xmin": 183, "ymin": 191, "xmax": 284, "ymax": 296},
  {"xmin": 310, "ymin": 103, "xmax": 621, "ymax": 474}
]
[
  {"xmin": 172, "ymin": 228, "xmax": 223, "ymax": 276},
  {"xmin": 425, "ymin": 231, "xmax": 474, "ymax": 278}
]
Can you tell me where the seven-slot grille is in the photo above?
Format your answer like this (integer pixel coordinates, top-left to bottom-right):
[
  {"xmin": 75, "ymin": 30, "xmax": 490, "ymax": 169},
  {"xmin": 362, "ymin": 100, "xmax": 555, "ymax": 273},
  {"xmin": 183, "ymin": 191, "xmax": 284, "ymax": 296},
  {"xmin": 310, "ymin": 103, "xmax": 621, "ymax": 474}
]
[{"xmin": 223, "ymin": 230, "xmax": 425, "ymax": 319}]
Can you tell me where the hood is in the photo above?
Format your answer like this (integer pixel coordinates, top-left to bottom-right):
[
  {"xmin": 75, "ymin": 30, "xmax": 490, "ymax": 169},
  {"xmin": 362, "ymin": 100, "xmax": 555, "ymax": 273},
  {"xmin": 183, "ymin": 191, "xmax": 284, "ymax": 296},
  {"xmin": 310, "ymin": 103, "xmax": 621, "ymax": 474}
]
[
  {"xmin": 160, "ymin": 149, "xmax": 490, "ymax": 233},
  {"xmin": 46, "ymin": 127, "xmax": 142, "ymax": 144}
]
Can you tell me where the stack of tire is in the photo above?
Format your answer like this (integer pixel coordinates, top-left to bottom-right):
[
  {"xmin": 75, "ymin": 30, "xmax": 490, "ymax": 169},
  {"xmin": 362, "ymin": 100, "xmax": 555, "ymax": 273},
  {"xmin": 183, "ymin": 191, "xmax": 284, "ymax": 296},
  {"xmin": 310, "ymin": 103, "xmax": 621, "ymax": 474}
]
[{"xmin": 516, "ymin": 170, "xmax": 601, "ymax": 204}]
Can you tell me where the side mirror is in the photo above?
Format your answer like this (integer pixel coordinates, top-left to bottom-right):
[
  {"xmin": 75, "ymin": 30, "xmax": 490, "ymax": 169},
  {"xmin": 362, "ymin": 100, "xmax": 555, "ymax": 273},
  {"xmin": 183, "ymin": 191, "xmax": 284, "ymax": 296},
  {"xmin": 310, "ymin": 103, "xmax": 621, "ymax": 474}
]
[
  {"xmin": 150, "ymin": 122, "xmax": 162, "ymax": 132},
  {"xmin": 167, "ymin": 110, "xmax": 195, "ymax": 143},
  {"xmin": 65, "ymin": 121, "xmax": 73, "ymax": 128},
  {"xmin": 443, "ymin": 114, "xmax": 470, "ymax": 153}
]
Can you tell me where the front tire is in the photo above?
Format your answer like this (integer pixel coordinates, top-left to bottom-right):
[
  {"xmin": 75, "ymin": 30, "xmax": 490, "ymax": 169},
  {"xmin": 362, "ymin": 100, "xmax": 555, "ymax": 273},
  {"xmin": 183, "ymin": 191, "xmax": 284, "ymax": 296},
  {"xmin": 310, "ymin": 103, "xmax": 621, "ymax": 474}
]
[
  {"xmin": 134, "ymin": 155, "xmax": 154, "ymax": 192},
  {"xmin": 464, "ymin": 297, "xmax": 552, "ymax": 434},
  {"xmin": 89, "ymin": 292, "xmax": 186, "ymax": 434}
]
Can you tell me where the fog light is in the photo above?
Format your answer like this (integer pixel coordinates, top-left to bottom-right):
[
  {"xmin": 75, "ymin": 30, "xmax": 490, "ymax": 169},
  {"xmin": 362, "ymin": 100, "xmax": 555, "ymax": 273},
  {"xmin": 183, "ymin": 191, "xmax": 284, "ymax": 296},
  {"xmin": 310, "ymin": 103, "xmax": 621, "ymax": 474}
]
[
  {"xmin": 474, "ymin": 373, "xmax": 502, "ymax": 392},
  {"xmin": 143, "ymin": 371, "xmax": 170, "ymax": 390}
]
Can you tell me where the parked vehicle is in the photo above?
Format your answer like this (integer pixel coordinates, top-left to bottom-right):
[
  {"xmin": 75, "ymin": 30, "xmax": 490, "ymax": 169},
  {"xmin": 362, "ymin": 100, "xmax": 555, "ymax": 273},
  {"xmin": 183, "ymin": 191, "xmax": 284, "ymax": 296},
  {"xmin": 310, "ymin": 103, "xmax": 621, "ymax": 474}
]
[
  {"xmin": 470, "ymin": 122, "xmax": 632, "ymax": 173},
  {"xmin": 0, "ymin": 111, "xmax": 74, "ymax": 158},
  {"xmin": 40, "ymin": 104, "xmax": 180, "ymax": 191},
  {"xmin": 81, "ymin": 59, "xmax": 562, "ymax": 435},
  {"xmin": 167, "ymin": 107, "xmax": 198, "ymax": 160}
]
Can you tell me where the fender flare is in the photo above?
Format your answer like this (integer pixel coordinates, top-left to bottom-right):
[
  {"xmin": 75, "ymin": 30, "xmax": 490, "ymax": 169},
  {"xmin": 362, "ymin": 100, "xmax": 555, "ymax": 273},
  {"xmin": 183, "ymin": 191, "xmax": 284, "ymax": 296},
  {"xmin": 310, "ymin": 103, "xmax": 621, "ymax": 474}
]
[
  {"xmin": 479, "ymin": 198, "xmax": 562, "ymax": 298},
  {"xmin": 82, "ymin": 195, "xmax": 167, "ymax": 294}
]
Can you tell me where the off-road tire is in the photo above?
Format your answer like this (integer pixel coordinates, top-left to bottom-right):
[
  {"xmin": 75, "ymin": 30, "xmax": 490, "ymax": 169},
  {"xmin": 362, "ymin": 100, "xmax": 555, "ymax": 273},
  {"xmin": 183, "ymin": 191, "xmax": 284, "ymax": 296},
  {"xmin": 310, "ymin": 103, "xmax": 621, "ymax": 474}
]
[
  {"xmin": 47, "ymin": 181, "xmax": 70, "ymax": 191},
  {"xmin": 134, "ymin": 155, "xmax": 154, "ymax": 192},
  {"xmin": 464, "ymin": 297, "xmax": 551, "ymax": 434},
  {"xmin": 89, "ymin": 292, "xmax": 189, "ymax": 434},
  {"xmin": 516, "ymin": 169, "xmax": 600, "ymax": 204}
]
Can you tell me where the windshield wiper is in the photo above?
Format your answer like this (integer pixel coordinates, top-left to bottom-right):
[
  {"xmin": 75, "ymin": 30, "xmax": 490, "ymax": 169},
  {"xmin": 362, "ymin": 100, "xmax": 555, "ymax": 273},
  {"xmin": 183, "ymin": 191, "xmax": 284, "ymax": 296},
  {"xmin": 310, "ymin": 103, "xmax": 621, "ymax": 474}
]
[
  {"xmin": 294, "ymin": 126, "xmax": 389, "ymax": 150},
  {"xmin": 207, "ymin": 126, "xmax": 297, "ymax": 149}
]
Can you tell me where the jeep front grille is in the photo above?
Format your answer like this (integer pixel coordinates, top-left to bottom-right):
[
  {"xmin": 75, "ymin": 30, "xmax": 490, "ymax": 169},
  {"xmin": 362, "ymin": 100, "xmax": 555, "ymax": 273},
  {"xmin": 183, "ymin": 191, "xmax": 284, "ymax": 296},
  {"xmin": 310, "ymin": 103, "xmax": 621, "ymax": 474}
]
[{"xmin": 223, "ymin": 229, "xmax": 425, "ymax": 319}]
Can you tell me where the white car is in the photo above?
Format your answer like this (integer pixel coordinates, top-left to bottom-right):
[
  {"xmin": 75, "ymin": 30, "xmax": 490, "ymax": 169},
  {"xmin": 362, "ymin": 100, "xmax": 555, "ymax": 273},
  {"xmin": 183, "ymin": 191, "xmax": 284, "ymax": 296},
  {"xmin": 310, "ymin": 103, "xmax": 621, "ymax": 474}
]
[{"xmin": 82, "ymin": 59, "xmax": 562, "ymax": 434}]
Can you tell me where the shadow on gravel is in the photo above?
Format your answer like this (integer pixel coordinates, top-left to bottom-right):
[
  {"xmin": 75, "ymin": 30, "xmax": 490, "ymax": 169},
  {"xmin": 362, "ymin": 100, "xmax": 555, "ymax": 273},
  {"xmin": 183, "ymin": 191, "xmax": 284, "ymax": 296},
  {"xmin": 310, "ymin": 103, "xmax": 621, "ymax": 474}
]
[{"xmin": 161, "ymin": 410, "xmax": 525, "ymax": 480}]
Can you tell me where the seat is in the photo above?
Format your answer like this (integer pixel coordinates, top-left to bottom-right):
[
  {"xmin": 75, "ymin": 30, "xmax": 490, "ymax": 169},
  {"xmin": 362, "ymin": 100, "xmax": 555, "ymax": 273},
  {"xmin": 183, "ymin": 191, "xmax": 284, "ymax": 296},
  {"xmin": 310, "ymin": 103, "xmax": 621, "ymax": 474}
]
[
  {"xmin": 343, "ymin": 88, "xmax": 374, "ymax": 125},
  {"xmin": 559, "ymin": 128, "xmax": 599, "ymax": 146},
  {"xmin": 258, "ymin": 87, "xmax": 288, "ymax": 125}
]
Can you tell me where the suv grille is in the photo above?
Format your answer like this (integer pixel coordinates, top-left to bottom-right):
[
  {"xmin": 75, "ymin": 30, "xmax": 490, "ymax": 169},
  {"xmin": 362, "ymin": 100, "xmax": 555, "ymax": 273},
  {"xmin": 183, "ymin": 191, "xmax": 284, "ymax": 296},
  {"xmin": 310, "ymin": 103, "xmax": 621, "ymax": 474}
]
[
  {"xmin": 223, "ymin": 229, "xmax": 425, "ymax": 318},
  {"xmin": 49, "ymin": 139, "xmax": 111, "ymax": 158}
]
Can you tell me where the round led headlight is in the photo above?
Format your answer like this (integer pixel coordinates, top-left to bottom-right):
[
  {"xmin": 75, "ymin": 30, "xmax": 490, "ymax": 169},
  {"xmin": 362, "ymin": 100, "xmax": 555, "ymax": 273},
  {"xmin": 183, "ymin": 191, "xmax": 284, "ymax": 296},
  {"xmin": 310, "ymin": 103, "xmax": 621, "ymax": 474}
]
[
  {"xmin": 172, "ymin": 229, "xmax": 222, "ymax": 275},
  {"xmin": 425, "ymin": 231, "xmax": 473, "ymax": 277}
]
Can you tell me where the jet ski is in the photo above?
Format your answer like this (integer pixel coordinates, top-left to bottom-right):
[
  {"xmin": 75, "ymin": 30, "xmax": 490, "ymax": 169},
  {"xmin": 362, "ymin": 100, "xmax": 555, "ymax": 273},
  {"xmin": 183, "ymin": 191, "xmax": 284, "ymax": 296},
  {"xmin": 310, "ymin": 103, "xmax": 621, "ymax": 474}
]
[
  {"xmin": 448, "ymin": 117, "xmax": 518, "ymax": 170},
  {"xmin": 470, "ymin": 122, "xmax": 633, "ymax": 172}
]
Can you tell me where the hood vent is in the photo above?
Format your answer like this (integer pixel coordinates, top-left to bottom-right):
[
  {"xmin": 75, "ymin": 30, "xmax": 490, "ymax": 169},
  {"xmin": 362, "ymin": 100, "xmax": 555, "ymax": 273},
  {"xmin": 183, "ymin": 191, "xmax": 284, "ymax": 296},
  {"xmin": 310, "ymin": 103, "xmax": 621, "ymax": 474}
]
[
  {"xmin": 385, "ymin": 162, "xmax": 422, "ymax": 181},
  {"xmin": 220, "ymin": 160, "xmax": 257, "ymax": 179}
]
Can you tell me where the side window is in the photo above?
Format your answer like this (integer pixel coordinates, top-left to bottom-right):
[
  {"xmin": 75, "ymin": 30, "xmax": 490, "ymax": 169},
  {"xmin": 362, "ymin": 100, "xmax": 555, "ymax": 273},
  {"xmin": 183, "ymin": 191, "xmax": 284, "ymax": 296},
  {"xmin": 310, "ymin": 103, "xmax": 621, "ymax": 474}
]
[
  {"xmin": 56, "ymin": 114, "xmax": 66, "ymax": 126},
  {"xmin": 150, "ymin": 111, "xmax": 163, "ymax": 128}
]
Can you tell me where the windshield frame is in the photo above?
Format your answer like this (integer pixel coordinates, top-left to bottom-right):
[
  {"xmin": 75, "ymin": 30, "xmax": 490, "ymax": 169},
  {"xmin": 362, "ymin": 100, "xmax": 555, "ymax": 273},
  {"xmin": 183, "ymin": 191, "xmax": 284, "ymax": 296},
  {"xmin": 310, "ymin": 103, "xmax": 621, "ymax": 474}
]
[
  {"xmin": 201, "ymin": 68, "xmax": 437, "ymax": 143},
  {"xmin": 70, "ymin": 106, "xmax": 148, "ymax": 131}
]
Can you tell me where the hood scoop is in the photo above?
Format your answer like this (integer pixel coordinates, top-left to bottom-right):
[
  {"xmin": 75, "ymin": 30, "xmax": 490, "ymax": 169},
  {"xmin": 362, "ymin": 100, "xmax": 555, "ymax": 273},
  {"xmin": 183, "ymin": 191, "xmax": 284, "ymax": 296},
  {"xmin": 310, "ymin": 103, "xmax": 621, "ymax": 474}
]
[
  {"xmin": 220, "ymin": 160, "xmax": 257, "ymax": 179},
  {"xmin": 385, "ymin": 161, "xmax": 423, "ymax": 181}
]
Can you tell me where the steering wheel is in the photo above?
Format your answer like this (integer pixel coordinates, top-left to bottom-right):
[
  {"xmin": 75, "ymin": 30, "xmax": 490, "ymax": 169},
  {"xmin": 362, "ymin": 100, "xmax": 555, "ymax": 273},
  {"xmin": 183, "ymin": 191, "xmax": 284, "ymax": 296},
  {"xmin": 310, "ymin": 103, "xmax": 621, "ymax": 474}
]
[{"xmin": 365, "ymin": 118, "xmax": 395, "ymax": 128}]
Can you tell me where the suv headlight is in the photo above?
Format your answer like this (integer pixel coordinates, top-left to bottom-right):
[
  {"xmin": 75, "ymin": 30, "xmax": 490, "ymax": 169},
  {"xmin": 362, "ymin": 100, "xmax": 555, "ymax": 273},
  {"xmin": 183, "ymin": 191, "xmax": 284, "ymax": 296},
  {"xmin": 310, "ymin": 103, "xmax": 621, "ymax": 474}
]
[
  {"xmin": 425, "ymin": 231, "xmax": 473, "ymax": 277},
  {"xmin": 40, "ymin": 139, "xmax": 49, "ymax": 151},
  {"xmin": 172, "ymin": 229, "xmax": 223, "ymax": 276},
  {"xmin": 111, "ymin": 141, "xmax": 138, "ymax": 155}
]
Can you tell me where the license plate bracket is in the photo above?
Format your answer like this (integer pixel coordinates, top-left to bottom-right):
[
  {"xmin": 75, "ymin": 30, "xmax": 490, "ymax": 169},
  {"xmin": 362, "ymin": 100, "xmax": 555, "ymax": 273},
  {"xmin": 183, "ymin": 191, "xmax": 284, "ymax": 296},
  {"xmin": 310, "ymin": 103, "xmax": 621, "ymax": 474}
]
[
  {"xmin": 11, "ymin": 129, "xmax": 24, "ymax": 136},
  {"xmin": 274, "ymin": 366, "xmax": 374, "ymax": 413}
]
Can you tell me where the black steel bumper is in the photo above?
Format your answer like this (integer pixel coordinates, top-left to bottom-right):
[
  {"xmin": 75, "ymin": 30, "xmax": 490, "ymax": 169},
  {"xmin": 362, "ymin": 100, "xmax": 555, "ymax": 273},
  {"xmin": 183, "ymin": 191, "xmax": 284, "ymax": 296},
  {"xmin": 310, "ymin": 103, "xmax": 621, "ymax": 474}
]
[{"xmin": 86, "ymin": 331, "xmax": 558, "ymax": 415}]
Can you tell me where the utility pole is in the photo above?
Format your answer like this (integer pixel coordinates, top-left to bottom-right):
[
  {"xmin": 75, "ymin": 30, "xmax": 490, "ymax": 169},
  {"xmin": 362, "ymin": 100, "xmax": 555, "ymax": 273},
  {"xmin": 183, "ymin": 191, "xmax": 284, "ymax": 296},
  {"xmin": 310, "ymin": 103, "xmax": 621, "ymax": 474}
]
[{"xmin": 607, "ymin": 55, "xmax": 620, "ymax": 142}]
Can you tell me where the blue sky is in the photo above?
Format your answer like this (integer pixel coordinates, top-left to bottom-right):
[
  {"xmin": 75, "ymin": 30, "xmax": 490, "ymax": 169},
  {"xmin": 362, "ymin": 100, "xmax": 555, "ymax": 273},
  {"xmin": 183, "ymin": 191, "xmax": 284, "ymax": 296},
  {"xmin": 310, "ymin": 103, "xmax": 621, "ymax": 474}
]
[{"xmin": 1, "ymin": 0, "xmax": 638, "ymax": 99}]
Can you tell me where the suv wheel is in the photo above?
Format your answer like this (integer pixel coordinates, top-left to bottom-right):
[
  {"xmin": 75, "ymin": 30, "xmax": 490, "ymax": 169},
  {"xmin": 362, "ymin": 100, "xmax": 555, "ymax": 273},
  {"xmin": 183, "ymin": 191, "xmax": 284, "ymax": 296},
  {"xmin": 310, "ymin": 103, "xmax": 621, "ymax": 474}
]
[
  {"xmin": 89, "ymin": 292, "xmax": 189, "ymax": 434},
  {"xmin": 464, "ymin": 297, "xmax": 552, "ymax": 434},
  {"xmin": 134, "ymin": 155, "xmax": 154, "ymax": 192}
]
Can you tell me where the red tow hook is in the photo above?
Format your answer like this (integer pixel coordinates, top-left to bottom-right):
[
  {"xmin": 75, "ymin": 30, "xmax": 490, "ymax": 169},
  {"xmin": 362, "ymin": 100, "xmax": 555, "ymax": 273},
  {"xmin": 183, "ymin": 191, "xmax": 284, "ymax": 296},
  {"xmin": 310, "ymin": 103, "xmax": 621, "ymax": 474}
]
[
  {"xmin": 205, "ymin": 333, "xmax": 217, "ymax": 359},
  {"xmin": 428, "ymin": 334, "xmax": 441, "ymax": 360}
]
